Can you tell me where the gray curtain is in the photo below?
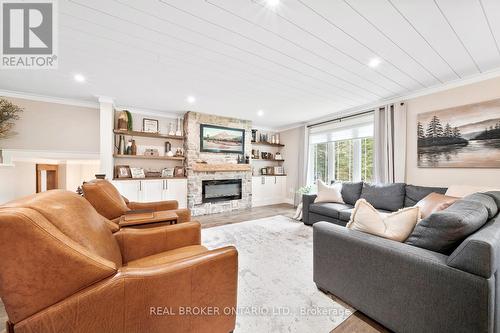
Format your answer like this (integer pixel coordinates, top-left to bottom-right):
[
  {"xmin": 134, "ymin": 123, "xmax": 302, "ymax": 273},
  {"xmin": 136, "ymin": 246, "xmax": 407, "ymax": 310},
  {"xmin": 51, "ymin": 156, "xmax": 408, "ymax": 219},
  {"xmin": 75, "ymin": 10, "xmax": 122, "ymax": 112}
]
[{"xmin": 374, "ymin": 103, "xmax": 407, "ymax": 184}]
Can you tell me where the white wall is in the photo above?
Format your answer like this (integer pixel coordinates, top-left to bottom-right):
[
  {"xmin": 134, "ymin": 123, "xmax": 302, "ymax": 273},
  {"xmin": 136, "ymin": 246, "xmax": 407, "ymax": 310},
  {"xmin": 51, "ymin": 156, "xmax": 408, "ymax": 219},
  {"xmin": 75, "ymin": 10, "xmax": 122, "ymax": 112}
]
[
  {"xmin": 405, "ymin": 76, "xmax": 500, "ymax": 187},
  {"xmin": 0, "ymin": 162, "xmax": 36, "ymax": 203}
]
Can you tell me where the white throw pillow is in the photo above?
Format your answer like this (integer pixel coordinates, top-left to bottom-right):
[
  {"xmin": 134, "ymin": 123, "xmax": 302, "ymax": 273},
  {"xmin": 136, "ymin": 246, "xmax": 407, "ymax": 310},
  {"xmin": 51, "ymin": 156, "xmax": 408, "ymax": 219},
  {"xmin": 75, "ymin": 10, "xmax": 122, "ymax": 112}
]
[
  {"xmin": 346, "ymin": 199, "xmax": 421, "ymax": 242},
  {"xmin": 314, "ymin": 180, "xmax": 344, "ymax": 204}
]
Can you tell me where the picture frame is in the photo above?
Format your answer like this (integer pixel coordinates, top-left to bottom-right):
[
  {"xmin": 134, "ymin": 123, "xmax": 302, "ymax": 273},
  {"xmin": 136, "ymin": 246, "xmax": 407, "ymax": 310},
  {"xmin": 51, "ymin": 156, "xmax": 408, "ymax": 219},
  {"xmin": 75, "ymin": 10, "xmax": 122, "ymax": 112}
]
[
  {"xmin": 115, "ymin": 165, "xmax": 131, "ymax": 179},
  {"xmin": 200, "ymin": 124, "xmax": 245, "ymax": 154},
  {"xmin": 174, "ymin": 166, "xmax": 185, "ymax": 177},
  {"xmin": 130, "ymin": 167, "xmax": 146, "ymax": 179},
  {"xmin": 161, "ymin": 168, "xmax": 174, "ymax": 178},
  {"xmin": 143, "ymin": 118, "xmax": 159, "ymax": 133}
]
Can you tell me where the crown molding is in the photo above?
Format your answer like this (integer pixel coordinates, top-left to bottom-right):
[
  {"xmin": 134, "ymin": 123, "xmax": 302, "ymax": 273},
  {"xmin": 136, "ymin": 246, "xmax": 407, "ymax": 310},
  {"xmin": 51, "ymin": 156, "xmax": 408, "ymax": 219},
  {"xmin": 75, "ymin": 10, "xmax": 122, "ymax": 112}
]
[
  {"xmin": 114, "ymin": 105, "xmax": 184, "ymax": 119},
  {"xmin": 304, "ymin": 68, "xmax": 500, "ymax": 127},
  {"xmin": 0, "ymin": 89, "xmax": 99, "ymax": 108}
]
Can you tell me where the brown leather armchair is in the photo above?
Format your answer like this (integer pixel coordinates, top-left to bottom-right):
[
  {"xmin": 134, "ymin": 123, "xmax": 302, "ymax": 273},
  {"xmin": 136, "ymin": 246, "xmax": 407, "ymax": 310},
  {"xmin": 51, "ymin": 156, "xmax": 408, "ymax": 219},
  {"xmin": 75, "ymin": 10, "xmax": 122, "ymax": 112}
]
[
  {"xmin": 82, "ymin": 179, "xmax": 192, "ymax": 227},
  {"xmin": 0, "ymin": 191, "xmax": 238, "ymax": 333}
]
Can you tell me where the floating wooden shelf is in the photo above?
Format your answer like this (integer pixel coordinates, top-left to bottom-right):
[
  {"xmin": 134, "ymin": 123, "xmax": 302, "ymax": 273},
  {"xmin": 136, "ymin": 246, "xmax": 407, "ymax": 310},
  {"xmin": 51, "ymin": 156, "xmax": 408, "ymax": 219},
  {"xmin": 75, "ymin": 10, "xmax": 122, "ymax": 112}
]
[
  {"xmin": 113, "ymin": 154, "xmax": 185, "ymax": 161},
  {"xmin": 192, "ymin": 163, "xmax": 252, "ymax": 172},
  {"xmin": 251, "ymin": 159, "xmax": 285, "ymax": 162},
  {"xmin": 113, "ymin": 177, "xmax": 187, "ymax": 181},
  {"xmin": 253, "ymin": 174, "xmax": 287, "ymax": 177},
  {"xmin": 251, "ymin": 141, "xmax": 285, "ymax": 147},
  {"xmin": 113, "ymin": 129, "xmax": 185, "ymax": 140}
]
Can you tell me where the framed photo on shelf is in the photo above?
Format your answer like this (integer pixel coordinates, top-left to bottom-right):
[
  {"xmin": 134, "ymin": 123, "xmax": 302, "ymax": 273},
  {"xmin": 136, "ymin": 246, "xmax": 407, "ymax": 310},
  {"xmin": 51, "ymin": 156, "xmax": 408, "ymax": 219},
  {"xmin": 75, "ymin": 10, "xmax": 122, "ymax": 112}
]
[
  {"xmin": 143, "ymin": 118, "xmax": 159, "ymax": 133},
  {"xmin": 174, "ymin": 166, "xmax": 185, "ymax": 177},
  {"xmin": 115, "ymin": 165, "xmax": 131, "ymax": 178},
  {"xmin": 200, "ymin": 124, "xmax": 245, "ymax": 154},
  {"xmin": 161, "ymin": 168, "xmax": 174, "ymax": 178},
  {"xmin": 130, "ymin": 167, "xmax": 146, "ymax": 179}
]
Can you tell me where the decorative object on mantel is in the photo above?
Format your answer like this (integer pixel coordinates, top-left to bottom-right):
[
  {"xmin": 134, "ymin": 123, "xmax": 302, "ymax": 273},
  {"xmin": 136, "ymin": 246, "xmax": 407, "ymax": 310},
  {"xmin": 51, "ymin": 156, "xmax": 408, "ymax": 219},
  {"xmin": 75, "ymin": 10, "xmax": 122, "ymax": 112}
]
[
  {"xmin": 125, "ymin": 140, "xmax": 133, "ymax": 155},
  {"xmin": 95, "ymin": 174, "xmax": 106, "ymax": 180},
  {"xmin": 252, "ymin": 149, "xmax": 260, "ymax": 159},
  {"xmin": 200, "ymin": 124, "xmax": 245, "ymax": 154},
  {"xmin": 275, "ymin": 152, "xmax": 283, "ymax": 160},
  {"xmin": 115, "ymin": 165, "xmax": 131, "ymax": 178},
  {"xmin": 0, "ymin": 97, "xmax": 23, "ymax": 139},
  {"xmin": 145, "ymin": 171, "xmax": 161, "ymax": 178},
  {"xmin": 417, "ymin": 98, "xmax": 500, "ymax": 168},
  {"xmin": 144, "ymin": 148, "xmax": 159, "ymax": 157},
  {"xmin": 192, "ymin": 163, "xmax": 252, "ymax": 172},
  {"xmin": 245, "ymin": 155, "xmax": 250, "ymax": 164},
  {"xmin": 130, "ymin": 167, "xmax": 146, "ymax": 179},
  {"xmin": 117, "ymin": 112, "xmax": 128, "ymax": 130},
  {"xmin": 143, "ymin": 118, "xmax": 159, "ymax": 133},
  {"xmin": 175, "ymin": 147, "xmax": 184, "ymax": 157},
  {"xmin": 131, "ymin": 139, "xmax": 137, "ymax": 155},
  {"xmin": 165, "ymin": 141, "xmax": 171, "ymax": 155},
  {"xmin": 251, "ymin": 129, "xmax": 257, "ymax": 143}
]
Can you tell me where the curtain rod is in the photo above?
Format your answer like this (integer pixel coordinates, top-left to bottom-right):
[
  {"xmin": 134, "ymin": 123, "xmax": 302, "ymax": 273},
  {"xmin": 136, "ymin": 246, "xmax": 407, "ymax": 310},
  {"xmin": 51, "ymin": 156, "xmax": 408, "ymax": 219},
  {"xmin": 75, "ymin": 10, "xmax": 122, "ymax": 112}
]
[
  {"xmin": 306, "ymin": 102, "xmax": 405, "ymax": 129},
  {"xmin": 306, "ymin": 109, "xmax": 374, "ymax": 129}
]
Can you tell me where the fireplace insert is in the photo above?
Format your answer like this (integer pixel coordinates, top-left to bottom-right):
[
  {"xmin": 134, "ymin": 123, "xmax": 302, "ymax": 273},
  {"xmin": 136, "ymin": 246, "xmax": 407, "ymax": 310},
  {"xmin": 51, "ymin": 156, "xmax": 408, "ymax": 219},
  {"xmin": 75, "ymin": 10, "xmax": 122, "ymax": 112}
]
[{"xmin": 202, "ymin": 179, "xmax": 242, "ymax": 203}]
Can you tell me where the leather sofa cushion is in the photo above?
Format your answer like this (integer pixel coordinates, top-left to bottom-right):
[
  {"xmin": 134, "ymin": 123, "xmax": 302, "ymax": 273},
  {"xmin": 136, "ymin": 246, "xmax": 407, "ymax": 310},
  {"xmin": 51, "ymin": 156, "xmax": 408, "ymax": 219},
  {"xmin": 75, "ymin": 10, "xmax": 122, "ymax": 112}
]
[
  {"xmin": 405, "ymin": 200, "xmax": 489, "ymax": 254},
  {"xmin": 125, "ymin": 245, "xmax": 208, "ymax": 268},
  {"xmin": 309, "ymin": 203, "xmax": 354, "ymax": 219},
  {"xmin": 361, "ymin": 183, "xmax": 406, "ymax": 212},
  {"xmin": 405, "ymin": 185, "xmax": 447, "ymax": 207}
]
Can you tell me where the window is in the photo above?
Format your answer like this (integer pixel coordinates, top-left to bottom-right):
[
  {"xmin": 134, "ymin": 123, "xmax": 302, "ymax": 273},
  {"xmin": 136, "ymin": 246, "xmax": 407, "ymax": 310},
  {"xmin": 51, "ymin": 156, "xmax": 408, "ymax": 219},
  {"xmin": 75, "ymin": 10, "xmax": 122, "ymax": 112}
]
[{"xmin": 308, "ymin": 115, "xmax": 374, "ymax": 184}]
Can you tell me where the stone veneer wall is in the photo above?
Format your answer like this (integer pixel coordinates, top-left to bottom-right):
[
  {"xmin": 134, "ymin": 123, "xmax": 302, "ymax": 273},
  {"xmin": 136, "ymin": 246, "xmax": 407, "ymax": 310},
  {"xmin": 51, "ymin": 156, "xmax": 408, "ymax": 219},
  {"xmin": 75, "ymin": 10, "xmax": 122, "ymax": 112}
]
[{"xmin": 183, "ymin": 112, "xmax": 253, "ymax": 216}]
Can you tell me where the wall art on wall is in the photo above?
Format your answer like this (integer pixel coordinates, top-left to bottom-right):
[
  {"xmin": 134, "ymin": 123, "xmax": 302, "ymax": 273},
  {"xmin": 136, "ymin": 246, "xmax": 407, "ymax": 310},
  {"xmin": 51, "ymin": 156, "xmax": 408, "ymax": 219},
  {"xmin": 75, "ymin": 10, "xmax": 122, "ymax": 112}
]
[
  {"xmin": 417, "ymin": 98, "xmax": 500, "ymax": 168},
  {"xmin": 200, "ymin": 124, "xmax": 245, "ymax": 154}
]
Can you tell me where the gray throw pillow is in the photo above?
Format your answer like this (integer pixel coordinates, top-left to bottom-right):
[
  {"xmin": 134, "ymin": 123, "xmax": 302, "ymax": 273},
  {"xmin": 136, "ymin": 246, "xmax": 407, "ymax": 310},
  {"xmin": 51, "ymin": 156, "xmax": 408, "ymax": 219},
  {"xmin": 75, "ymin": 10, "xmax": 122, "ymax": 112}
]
[
  {"xmin": 404, "ymin": 184, "xmax": 447, "ymax": 207},
  {"xmin": 463, "ymin": 193, "xmax": 498, "ymax": 218},
  {"xmin": 405, "ymin": 200, "xmax": 489, "ymax": 254},
  {"xmin": 360, "ymin": 183, "xmax": 406, "ymax": 211},
  {"xmin": 484, "ymin": 191, "xmax": 500, "ymax": 209},
  {"xmin": 340, "ymin": 182, "xmax": 363, "ymax": 206}
]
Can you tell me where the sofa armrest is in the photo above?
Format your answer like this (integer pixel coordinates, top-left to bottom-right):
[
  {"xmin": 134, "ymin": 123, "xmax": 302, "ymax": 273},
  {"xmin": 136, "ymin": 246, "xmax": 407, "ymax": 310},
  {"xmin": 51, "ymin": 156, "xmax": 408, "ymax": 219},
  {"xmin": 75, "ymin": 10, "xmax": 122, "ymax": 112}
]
[
  {"xmin": 302, "ymin": 194, "xmax": 317, "ymax": 225},
  {"xmin": 127, "ymin": 200, "xmax": 179, "ymax": 211},
  {"xmin": 313, "ymin": 222, "xmax": 491, "ymax": 333},
  {"xmin": 447, "ymin": 215, "xmax": 500, "ymax": 278},
  {"xmin": 114, "ymin": 222, "xmax": 201, "ymax": 263}
]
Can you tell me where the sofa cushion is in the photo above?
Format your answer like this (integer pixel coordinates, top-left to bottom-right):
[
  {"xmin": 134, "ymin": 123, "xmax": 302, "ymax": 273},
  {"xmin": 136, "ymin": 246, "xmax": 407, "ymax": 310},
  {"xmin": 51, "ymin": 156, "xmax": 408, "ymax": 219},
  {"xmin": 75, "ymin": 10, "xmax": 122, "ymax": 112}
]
[
  {"xmin": 339, "ymin": 207, "xmax": 392, "ymax": 221},
  {"xmin": 405, "ymin": 200, "xmax": 489, "ymax": 254},
  {"xmin": 309, "ymin": 203, "xmax": 354, "ymax": 219},
  {"xmin": 484, "ymin": 191, "xmax": 500, "ymax": 208},
  {"xmin": 415, "ymin": 193, "xmax": 458, "ymax": 219},
  {"xmin": 340, "ymin": 182, "xmax": 363, "ymax": 205},
  {"xmin": 360, "ymin": 183, "xmax": 406, "ymax": 211},
  {"xmin": 404, "ymin": 185, "xmax": 447, "ymax": 207},
  {"xmin": 347, "ymin": 199, "xmax": 421, "ymax": 242},
  {"xmin": 463, "ymin": 193, "xmax": 498, "ymax": 219}
]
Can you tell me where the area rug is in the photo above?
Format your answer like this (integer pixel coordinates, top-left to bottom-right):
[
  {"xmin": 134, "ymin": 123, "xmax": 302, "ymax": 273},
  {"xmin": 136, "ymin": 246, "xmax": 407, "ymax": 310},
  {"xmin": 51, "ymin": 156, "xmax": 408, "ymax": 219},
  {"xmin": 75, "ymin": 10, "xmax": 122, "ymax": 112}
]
[{"xmin": 202, "ymin": 215, "xmax": 354, "ymax": 333}]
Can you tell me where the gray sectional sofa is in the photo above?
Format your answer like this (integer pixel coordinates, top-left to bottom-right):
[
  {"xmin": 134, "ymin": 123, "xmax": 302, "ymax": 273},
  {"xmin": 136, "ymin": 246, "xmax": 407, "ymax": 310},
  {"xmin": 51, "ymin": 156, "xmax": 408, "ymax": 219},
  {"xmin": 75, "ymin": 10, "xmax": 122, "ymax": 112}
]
[
  {"xmin": 311, "ymin": 184, "xmax": 500, "ymax": 333},
  {"xmin": 302, "ymin": 182, "xmax": 447, "ymax": 226}
]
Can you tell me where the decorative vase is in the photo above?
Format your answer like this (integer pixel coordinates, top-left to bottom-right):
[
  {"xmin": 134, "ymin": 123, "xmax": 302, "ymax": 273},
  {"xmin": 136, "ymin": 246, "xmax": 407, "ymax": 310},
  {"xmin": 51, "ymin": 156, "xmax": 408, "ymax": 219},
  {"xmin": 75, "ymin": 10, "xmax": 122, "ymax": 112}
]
[{"xmin": 131, "ymin": 140, "xmax": 137, "ymax": 155}]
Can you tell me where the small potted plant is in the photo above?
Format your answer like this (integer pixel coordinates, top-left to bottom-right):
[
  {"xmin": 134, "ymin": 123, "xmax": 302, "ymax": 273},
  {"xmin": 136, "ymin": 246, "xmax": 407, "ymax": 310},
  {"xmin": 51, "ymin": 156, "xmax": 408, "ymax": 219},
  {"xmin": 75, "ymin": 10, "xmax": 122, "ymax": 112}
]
[{"xmin": 0, "ymin": 98, "xmax": 23, "ymax": 163}]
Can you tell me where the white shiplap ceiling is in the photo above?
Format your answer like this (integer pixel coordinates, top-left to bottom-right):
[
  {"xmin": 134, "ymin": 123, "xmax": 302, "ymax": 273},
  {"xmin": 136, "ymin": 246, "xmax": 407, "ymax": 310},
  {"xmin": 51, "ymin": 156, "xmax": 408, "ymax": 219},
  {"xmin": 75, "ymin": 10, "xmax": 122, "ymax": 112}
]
[{"xmin": 1, "ymin": 0, "xmax": 500, "ymax": 128}]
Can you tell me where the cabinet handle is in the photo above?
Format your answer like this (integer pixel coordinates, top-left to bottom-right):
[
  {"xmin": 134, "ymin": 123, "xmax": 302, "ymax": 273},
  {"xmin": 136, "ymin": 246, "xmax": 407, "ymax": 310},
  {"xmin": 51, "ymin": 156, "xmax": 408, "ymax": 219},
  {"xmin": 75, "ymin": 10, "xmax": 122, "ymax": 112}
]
[
  {"xmin": 261, "ymin": 177, "xmax": 265, "ymax": 185},
  {"xmin": 275, "ymin": 176, "xmax": 277, "ymax": 184},
  {"xmin": 165, "ymin": 180, "xmax": 168, "ymax": 190},
  {"xmin": 139, "ymin": 181, "xmax": 142, "ymax": 191}
]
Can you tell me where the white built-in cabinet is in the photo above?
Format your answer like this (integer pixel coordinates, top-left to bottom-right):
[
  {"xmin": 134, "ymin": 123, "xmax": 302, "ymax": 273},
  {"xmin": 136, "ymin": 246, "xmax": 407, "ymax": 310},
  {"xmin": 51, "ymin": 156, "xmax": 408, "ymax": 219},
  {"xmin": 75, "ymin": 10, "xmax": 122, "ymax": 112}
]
[
  {"xmin": 252, "ymin": 176, "xmax": 287, "ymax": 207},
  {"xmin": 112, "ymin": 179, "xmax": 187, "ymax": 208}
]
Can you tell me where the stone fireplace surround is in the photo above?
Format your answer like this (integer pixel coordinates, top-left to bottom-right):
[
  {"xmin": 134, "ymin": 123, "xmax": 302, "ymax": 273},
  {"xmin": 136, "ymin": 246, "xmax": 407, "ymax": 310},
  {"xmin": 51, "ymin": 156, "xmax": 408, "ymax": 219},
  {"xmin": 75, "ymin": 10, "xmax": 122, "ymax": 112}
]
[{"xmin": 183, "ymin": 112, "xmax": 252, "ymax": 216}]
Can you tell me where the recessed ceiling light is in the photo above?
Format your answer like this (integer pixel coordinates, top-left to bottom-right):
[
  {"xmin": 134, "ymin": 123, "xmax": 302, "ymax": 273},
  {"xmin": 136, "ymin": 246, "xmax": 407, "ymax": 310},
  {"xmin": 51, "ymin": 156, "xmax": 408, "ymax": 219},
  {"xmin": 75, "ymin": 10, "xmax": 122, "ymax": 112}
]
[
  {"xmin": 187, "ymin": 96, "xmax": 196, "ymax": 104},
  {"xmin": 74, "ymin": 73, "xmax": 86, "ymax": 83},
  {"xmin": 368, "ymin": 58, "xmax": 381, "ymax": 68},
  {"xmin": 266, "ymin": 0, "xmax": 280, "ymax": 9},
  {"xmin": 257, "ymin": 110, "xmax": 264, "ymax": 117}
]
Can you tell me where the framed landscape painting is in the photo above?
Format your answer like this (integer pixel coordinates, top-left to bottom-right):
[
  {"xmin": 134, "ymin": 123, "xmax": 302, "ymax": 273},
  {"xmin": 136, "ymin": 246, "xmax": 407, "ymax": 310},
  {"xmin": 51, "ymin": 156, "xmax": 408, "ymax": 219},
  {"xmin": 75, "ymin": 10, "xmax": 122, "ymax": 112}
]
[
  {"xmin": 417, "ymin": 98, "xmax": 500, "ymax": 168},
  {"xmin": 200, "ymin": 124, "xmax": 245, "ymax": 154}
]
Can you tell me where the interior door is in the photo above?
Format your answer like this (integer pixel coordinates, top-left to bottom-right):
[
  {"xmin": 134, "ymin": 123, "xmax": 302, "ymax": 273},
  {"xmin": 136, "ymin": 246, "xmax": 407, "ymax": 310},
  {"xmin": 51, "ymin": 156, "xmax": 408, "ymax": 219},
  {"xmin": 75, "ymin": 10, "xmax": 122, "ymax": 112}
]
[{"xmin": 36, "ymin": 164, "xmax": 58, "ymax": 193}]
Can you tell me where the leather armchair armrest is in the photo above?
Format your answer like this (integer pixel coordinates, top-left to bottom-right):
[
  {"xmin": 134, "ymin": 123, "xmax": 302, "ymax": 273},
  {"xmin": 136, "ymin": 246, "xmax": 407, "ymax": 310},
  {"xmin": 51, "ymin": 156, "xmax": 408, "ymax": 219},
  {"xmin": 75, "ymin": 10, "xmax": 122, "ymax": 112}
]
[
  {"xmin": 114, "ymin": 222, "xmax": 201, "ymax": 263},
  {"xmin": 127, "ymin": 200, "xmax": 179, "ymax": 211},
  {"xmin": 14, "ymin": 247, "xmax": 238, "ymax": 333}
]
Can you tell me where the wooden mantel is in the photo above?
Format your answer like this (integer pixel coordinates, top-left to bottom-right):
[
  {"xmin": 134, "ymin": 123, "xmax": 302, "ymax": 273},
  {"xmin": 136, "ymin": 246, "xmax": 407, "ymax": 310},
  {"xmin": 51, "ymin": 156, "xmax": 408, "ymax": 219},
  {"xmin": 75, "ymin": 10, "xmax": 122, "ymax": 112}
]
[{"xmin": 191, "ymin": 163, "xmax": 252, "ymax": 172}]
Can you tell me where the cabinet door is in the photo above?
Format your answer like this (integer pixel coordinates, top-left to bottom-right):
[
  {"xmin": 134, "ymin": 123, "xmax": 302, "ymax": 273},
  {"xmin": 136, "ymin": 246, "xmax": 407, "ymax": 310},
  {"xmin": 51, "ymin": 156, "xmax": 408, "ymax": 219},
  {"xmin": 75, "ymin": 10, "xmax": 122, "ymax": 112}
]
[
  {"xmin": 140, "ymin": 180, "xmax": 164, "ymax": 203},
  {"xmin": 276, "ymin": 176, "xmax": 287, "ymax": 203},
  {"xmin": 163, "ymin": 179, "xmax": 188, "ymax": 208},
  {"xmin": 112, "ymin": 180, "xmax": 140, "ymax": 202}
]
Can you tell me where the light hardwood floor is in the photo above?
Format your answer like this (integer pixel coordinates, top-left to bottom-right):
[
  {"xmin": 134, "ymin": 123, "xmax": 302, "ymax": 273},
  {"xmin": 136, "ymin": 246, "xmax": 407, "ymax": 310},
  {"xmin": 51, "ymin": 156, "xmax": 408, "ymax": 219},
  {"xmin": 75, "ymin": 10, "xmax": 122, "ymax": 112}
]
[{"xmin": 0, "ymin": 204, "xmax": 388, "ymax": 333}]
